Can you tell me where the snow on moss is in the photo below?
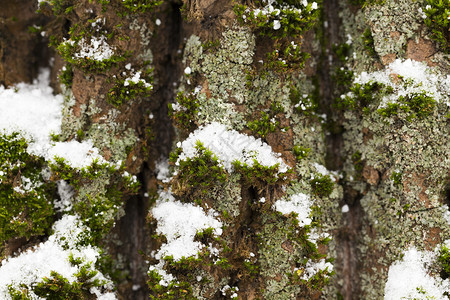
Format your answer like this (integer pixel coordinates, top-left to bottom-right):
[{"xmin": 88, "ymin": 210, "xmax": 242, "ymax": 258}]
[
  {"xmin": 151, "ymin": 190, "xmax": 223, "ymax": 261},
  {"xmin": 273, "ymin": 193, "xmax": 312, "ymax": 227},
  {"xmin": 0, "ymin": 69, "xmax": 62, "ymax": 152},
  {"xmin": 0, "ymin": 69, "xmax": 107, "ymax": 169},
  {"xmin": 384, "ymin": 247, "xmax": 449, "ymax": 300},
  {"xmin": 74, "ymin": 36, "xmax": 115, "ymax": 61},
  {"xmin": 300, "ymin": 258, "xmax": 333, "ymax": 281},
  {"xmin": 48, "ymin": 140, "xmax": 106, "ymax": 169},
  {"xmin": 353, "ymin": 58, "xmax": 450, "ymax": 108},
  {"xmin": 0, "ymin": 215, "xmax": 116, "ymax": 299},
  {"xmin": 176, "ymin": 122, "xmax": 288, "ymax": 173}
]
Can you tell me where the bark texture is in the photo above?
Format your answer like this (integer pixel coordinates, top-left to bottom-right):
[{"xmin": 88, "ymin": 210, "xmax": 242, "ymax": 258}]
[{"xmin": 0, "ymin": 0, "xmax": 449, "ymax": 299}]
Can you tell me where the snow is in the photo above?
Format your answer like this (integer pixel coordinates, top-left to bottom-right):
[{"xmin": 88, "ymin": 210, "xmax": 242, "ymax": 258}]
[
  {"xmin": 301, "ymin": 259, "xmax": 333, "ymax": 281},
  {"xmin": 273, "ymin": 193, "xmax": 312, "ymax": 227},
  {"xmin": 151, "ymin": 190, "xmax": 223, "ymax": 261},
  {"xmin": 384, "ymin": 247, "xmax": 449, "ymax": 300},
  {"xmin": 123, "ymin": 70, "xmax": 152, "ymax": 88},
  {"xmin": 342, "ymin": 204, "xmax": 349, "ymax": 213},
  {"xmin": 176, "ymin": 122, "xmax": 289, "ymax": 174},
  {"xmin": 48, "ymin": 140, "xmax": 106, "ymax": 169},
  {"xmin": 55, "ymin": 180, "xmax": 74, "ymax": 212},
  {"xmin": 74, "ymin": 36, "xmax": 115, "ymax": 61},
  {"xmin": 353, "ymin": 59, "xmax": 450, "ymax": 108},
  {"xmin": 155, "ymin": 158, "xmax": 170, "ymax": 181},
  {"xmin": 273, "ymin": 20, "xmax": 281, "ymax": 30},
  {"xmin": 0, "ymin": 69, "xmax": 62, "ymax": 154},
  {"xmin": 0, "ymin": 215, "xmax": 116, "ymax": 299},
  {"xmin": 0, "ymin": 69, "xmax": 108, "ymax": 169}
]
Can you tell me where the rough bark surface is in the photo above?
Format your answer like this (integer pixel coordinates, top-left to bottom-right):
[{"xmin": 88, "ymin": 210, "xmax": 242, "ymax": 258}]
[{"xmin": 0, "ymin": 0, "xmax": 448, "ymax": 299}]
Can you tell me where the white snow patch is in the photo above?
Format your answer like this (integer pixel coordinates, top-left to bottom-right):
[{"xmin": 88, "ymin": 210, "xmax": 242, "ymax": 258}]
[
  {"xmin": 384, "ymin": 247, "xmax": 449, "ymax": 300},
  {"xmin": 0, "ymin": 69, "xmax": 62, "ymax": 155},
  {"xmin": 74, "ymin": 36, "xmax": 115, "ymax": 61},
  {"xmin": 155, "ymin": 158, "xmax": 170, "ymax": 181},
  {"xmin": 0, "ymin": 215, "xmax": 116, "ymax": 299},
  {"xmin": 353, "ymin": 59, "xmax": 450, "ymax": 108},
  {"xmin": 176, "ymin": 122, "xmax": 289, "ymax": 174},
  {"xmin": 0, "ymin": 69, "xmax": 108, "ymax": 170},
  {"xmin": 151, "ymin": 190, "xmax": 223, "ymax": 261},
  {"xmin": 301, "ymin": 259, "xmax": 333, "ymax": 281},
  {"xmin": 273, "ymin": 193, "xmax": 312, "ymax": 227},
  {"xmin": 342, "ymin": 204, "xmax": 349, "ymax": 213},
  {"xmin": 48, "ymin": 140, "xmax": 106, "ymax": 169},
  {"xmin": 55, "ymin": 180, "xmax": 74, "ymax": 212},
  {"xmin": 273, "ymin": 20, "xmax": 281, "ymax": 30}
]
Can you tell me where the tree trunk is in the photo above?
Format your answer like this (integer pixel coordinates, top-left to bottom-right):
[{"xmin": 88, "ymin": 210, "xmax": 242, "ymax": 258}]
[{"xmin": 0, "ymin": 0, "xmax": 448, "ymax": 299}]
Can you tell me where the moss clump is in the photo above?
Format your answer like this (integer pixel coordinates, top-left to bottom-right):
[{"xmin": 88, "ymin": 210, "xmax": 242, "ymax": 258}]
[
  {"xmin": 293, "ymin": 145, "xmax": 311, "ymax": 160},
  {"xmin": 362, "ymin": 28, "xmax": 377, "ymax": 58},
  {"xmin": 377, "ymin": 92, "xmax": 436, "ymax": 119},
  {"xmin": 174, "ymin": 141, "xmax": 228, "ymax": 197},
  {"xmin": 234, "ymin": 0, "xmax": 321, "ymax": 39},
  {"xmin": 233, "ymin": 159, "xmax": 291, "ymax": 186},
  {"xmin": 310, "ymin": 175, "xmax": 334, "ymax": 197},
  {"xmin": 120, "ymin": 0, "xmax": 163, "ymax": 14},
  {"xmin": 56, "ymin": 40, "xmax": 128, "ymax": 73},
  {"xmin": 107, "ymin": 70, "xmax": 153, "ymax": 107},
  {"xmin": 423, "ymin": 0, "xmax": 449, "ymax": 53},
  {"xmin": 247, "ymin": 101, "xmax": 285, "ymax": 138},
  {"xmin": 168, "ymin": 92, "xmax": 200, "ymax": 132},
  {"xmin": 338, "ymin": 81, "xmax": 391, "ymax": 110},
  {"xmin": 10, "ymin": 255, "xmax": 109, "ymax": 299},
  {"xmin": 290, "ymin": 86, "xmax": 318, "ymax": 115},
  {"xmin": 438, "ymin": 244, "xmax": 450, "ymax": 280},
  {"xmin": 264, "ymin": 41, "xmax": 310, "ymax": 73},
  {"xmin": 147, "ymin": 269, "xmax": 195, "ymax": 300},
  {"xmin": 0, "ymin": 133, "xmax": 55, "ymax": 243},
  {"xmin": 59, "ymin": 64, "xmax": 74, "ymax": 88},
  {"xmin": 49, "ymin": 158, "xmax": 139, "ymax": 244}
]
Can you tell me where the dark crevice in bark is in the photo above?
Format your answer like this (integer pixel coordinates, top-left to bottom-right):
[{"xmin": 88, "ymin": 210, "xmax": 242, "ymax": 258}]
[
  {"xmin": 152, "ymin": 0, "xmax": 183, "ymax": 158},
  {"xmin": 114, "ymin": 1, "xmax": 183, "ymax": 299},
  {"xmin": 319, "ymin": 1, "xmax": 363, "ymax": 299},
  {"xmin": 116, "ymin": 177, "xmax": 151, "ymax": 300}
]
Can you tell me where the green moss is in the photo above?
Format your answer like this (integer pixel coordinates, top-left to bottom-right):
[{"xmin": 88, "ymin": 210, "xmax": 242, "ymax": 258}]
[
  {"xmin": 438, "ymin": 244, "xmax": 450, "ymax": 280},
  {"xmin": 362, "ymin": 28, "xmax": 377, "ymax": 58},
  {"xmin": 147, "ymin": 269, "xmax": 195, "ymax": 300},
  {"xmin": 59, "ymin": 64, "xmax": 74, "ymax": 89},
  {"xmin": 310, "ymin": 175, "xmax": 334, "ymax": 197},
  {"xmin": 9, "ymin": 255, "xmax": 107, "ymax": 299},
  {"xmin": 377, "ymin": 92, "xmax": 436, "ymax": 119},
  {"xmin": 338, "ymin": 81, "xmax": 390, "ymax": 110},
  {"xmin": 390, "ymin": 171, "xmax": 402, "ymax": 186},
  {"xmin": 423, "ymin": 0, "xmax": 449, "ymax": 53},
  {"xmin": 49, "ymin": 158, "xmax": 138, "ymax": 244},
  {"xmin": 175, "ymin": 141, "xmax": 228, "ymax": 197},
  {"xmin": 40, "ymin": 0, "xmax": 73, "ymax": 15},
  {"xmin": 234, "ymin": 0, "xmax": 321, "ymax": 39},
  {"xmin": 57, "ymin": 39, "xmax": 128, "ymax": 73},
  {"xmin": 169, "ymin": 92, "xmax": 200, "ymax": 132},
  {"xmin": 232, "ymin": 159, "xmax": 291, "ymax": 186},
  {"xmin": 293, "ymin": 145, "xmax": 311, "ymax": 160},
  {"xmin": 0, "ymin": 133, "xmax": 55, "ymax": 244},
  {"xmin": 120, "ymin": 0, "xmax": 163, "ymax": 14},
  {"xmin": 107, "ymin": 71, "xmax": 153, "ymax": 107},
  {"xmin": 290, "ymin": 85, "xmax": 318, "ymax": 115},
  {"xmin": 264, "ymin": 43, "xmax": 310, "ymax": 73},
  {"xmin": 351, "ymin": 151, "xmax": 363, "ymax": 173},
  {"xmin": 247, "ymin": 101, "xmax": 285, "ymax": 138}
]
